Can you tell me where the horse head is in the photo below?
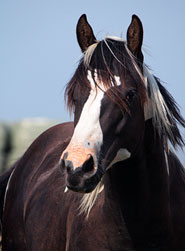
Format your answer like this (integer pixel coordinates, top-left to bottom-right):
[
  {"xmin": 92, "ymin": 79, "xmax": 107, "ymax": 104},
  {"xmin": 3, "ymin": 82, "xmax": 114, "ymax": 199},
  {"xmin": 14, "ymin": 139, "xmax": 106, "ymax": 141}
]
[{"xmin": 60, "ymin": 14, "xmax": 149, "ymax": 193}]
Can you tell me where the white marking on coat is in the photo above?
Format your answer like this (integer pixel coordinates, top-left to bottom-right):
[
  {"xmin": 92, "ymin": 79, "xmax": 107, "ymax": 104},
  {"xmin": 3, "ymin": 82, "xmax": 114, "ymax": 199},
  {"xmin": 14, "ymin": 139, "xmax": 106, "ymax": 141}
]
[
  {"xmin": 64, "ymin": 187, "xmax": 68, "ymax": 193},
  {"xmin": 108, "ymin": 148, "xmax": 131, "ymax": 169},
  {"xmin": 3, "ymin": 168, "xmax": 16, "ymax": 212}
]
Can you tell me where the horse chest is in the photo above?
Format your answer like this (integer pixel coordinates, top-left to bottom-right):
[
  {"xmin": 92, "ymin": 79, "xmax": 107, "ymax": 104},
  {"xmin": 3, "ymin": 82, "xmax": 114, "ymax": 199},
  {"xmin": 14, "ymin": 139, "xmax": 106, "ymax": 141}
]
[{"xmin": 65, "ymin": 201, "xmax": 134, "ymax": 251}]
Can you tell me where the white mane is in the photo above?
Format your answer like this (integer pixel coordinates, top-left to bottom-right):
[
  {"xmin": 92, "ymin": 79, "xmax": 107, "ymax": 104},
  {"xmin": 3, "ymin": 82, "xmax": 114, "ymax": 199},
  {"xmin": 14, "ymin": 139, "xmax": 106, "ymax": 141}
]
[
  {"xmin": 84, "ymin": 42, "xmax": 99, "ymax": 68},
  {"xmin": 79, "ymin": 36, "xmax": 172, "ymax": 217}
]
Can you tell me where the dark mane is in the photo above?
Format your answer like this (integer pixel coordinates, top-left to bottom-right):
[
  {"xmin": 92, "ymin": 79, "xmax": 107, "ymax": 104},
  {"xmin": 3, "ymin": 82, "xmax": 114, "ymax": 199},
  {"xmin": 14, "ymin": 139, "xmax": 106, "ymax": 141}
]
[
  {"xmin": 65, "ymin": 38, "xmax": 146, "ymax": 114},
  {"xmin": 65, "ymin": 37, "xmax": 185, "ymax": 149},
  {"xmin": 156, "ymin": 78, "xmax": 185, "ymax": 148}
]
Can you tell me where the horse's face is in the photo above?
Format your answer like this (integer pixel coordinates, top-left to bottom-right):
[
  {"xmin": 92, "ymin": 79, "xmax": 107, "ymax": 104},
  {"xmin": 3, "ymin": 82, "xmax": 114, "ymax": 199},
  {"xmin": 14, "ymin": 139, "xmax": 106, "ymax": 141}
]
[{"xmin": 60, "ymin": 15, "xmax": 146, "ymax": 193}]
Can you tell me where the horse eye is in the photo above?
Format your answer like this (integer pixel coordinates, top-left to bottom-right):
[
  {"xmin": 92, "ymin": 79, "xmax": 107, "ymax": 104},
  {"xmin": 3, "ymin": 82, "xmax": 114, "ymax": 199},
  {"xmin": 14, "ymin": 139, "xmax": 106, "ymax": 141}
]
[{"xmin": 126, "ymin": 90, "xmax": 137, "ymax": 103}]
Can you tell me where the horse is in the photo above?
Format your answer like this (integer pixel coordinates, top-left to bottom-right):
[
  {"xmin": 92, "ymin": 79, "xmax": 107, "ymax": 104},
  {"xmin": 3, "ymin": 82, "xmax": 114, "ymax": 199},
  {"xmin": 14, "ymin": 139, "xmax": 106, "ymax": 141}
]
[{"xmin": 1, "ymin": 14, "xmax": 185, "ymax": 251}]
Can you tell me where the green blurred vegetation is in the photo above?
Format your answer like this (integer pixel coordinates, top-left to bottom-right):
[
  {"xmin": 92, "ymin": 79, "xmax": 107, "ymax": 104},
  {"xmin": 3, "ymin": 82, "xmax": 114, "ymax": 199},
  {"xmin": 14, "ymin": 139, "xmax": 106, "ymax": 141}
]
[{"xmin": 0, "ymin": 118, "xmax": 58, "ymax": 173}]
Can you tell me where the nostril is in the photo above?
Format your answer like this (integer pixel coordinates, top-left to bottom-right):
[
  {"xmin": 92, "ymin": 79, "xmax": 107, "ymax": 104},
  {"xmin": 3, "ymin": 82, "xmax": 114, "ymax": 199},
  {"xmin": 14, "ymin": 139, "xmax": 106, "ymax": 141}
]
[
  {"xmin": 82, "ymin": 155, "xmax": 94, "ymax": 173},
  {"xmin": 67, "ymin": 165, "xmax": 71, "ymax": 173},
  {"xmin": 65, "ymin": 160, "xmax": 74, "ymax": 174}
]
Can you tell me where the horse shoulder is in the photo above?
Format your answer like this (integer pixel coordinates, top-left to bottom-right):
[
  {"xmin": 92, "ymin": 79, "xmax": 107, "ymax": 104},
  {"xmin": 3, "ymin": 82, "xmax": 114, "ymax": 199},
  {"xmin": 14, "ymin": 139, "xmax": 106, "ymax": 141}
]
[{"xmin": 2, "ymin": 122, "xmax": 74, "ymax": 250}]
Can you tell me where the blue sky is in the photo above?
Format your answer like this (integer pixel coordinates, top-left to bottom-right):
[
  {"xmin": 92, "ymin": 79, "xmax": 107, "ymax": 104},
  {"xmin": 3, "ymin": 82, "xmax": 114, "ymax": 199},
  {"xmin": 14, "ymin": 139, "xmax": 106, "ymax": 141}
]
[{"xmin": 0, "ymin": 0, "xmax": 185, "ymax": 161}]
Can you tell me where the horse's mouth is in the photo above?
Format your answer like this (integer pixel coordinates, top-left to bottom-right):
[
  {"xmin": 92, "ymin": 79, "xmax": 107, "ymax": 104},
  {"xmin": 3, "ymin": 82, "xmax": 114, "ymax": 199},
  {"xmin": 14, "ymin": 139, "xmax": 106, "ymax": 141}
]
[
  {"xmin": 66, "ymin": 183, "xmax": 96, "ymax": 193},
  {"xmin": 66, "ymin": 170, "xmax": 102, "ymax": 193}
]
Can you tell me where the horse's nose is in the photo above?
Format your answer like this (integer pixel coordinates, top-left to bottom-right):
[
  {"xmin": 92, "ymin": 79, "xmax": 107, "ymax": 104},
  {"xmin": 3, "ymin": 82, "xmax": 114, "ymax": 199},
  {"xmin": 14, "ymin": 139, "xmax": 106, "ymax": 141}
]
[
  {"xmin": 63, "ymin": 153, "xmax": 95, "ymax": 175},
  {"xmin": 60, "ymin": 152, "xmax": 96, "ymax": 191},
  {"xmin": 60, "ymin": 149, "xmax": 99, "ymax": 192},
  {"xmin": 65, "ymin": 159, "xmax": 74, "ymax": 174}
]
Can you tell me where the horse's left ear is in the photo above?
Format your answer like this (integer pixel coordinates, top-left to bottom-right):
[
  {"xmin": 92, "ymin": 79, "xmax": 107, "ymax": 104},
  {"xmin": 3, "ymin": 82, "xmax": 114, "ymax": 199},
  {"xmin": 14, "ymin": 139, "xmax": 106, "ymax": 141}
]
[
  {"xmin": 76, "ymin": 14, "xmax": 97, "ymax": 52},
  {"xmin": 127, "ymin": 15, "xmax": 143, "ymax": 62}
]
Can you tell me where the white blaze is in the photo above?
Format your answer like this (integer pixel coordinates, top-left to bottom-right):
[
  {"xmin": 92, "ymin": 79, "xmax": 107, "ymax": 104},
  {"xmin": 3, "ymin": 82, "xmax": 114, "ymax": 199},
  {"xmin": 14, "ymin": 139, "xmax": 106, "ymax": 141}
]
[{"xmin": 69, "ymin": 70, "xmax": 105, "ymax": 153}]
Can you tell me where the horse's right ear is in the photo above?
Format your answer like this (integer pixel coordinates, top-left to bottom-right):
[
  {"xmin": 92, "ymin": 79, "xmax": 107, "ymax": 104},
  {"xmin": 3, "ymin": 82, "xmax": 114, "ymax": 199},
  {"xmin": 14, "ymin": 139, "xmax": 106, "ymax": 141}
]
[{"xmin": 76, "ymin": 14, "xmax": 97, "ymax": 52}]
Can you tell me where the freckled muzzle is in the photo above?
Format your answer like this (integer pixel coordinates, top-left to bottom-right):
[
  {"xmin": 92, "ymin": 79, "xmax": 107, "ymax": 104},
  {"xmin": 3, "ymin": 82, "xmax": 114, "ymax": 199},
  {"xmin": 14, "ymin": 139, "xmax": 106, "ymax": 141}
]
[{"xmin": 60, "ymin": 144, "xmax": 100, "ymax": 193}]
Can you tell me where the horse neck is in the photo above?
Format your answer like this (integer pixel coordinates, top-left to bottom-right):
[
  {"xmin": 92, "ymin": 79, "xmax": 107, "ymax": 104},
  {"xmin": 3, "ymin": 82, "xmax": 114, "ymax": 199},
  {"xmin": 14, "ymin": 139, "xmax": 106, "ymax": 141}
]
[
  {"xmin": 104, "ymin": 119, "xmax": 170, "ymax": 202},
  {"xmin": 103, "ymin": 119, "xmax": 172, "ymax": 247}
]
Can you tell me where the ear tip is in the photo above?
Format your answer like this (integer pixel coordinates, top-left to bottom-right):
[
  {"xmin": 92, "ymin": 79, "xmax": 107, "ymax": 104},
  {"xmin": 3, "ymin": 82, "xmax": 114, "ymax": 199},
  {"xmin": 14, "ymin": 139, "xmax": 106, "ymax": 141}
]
[
  {"xmin": 78, "ymin": 14, "xmax": 87, "ymax": 22},
  {"xmin": 131, "ymin": 14, "xmax": 142, "ymax": 25},
  {"xmin": 132, "ymin": 14, "xmax": 139, "ymax": 19}
]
